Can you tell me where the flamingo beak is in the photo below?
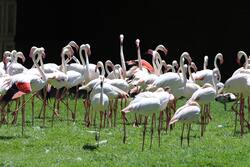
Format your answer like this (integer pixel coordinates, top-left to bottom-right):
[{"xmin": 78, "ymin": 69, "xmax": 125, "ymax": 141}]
[
  {"xmin": 146, "ymin": 49, "xmax": 154, "ymax": 55},
  {"xmin": 126, "ymin": 60, "xmax": 136, "ymax": 65},
  {"xmin": 162, "ymin": 48, "xmax": 168, "ymax": 55},
  {"xmin": 220, "ymin": 59, "xmax": 224, "ymax": 64},
  {"xmin": 236, "ymin": 58, "xmax": 241, "ymax": 65}
]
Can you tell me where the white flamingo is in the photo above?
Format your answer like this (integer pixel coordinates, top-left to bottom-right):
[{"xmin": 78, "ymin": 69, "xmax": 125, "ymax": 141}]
[
  {"xmin": 193, "ymin": 53, "xmax": 223, "ymax": 86},
  {"xmin": 169, "ymin": 101, "xmax": 201, "ymax": 146},
  {"xmin": 121, "ymin": 88, "xmax": 174, "ymax": 150},
  {"xmin": 90, "ymin": 75, "xmax": 109, "ymax": 146},
  {"xmin": 188, "ymin": 68, "xmax": 219, "ymax": 136},
  {"xmin": 6, "ymin": 50, "xmax": 27, "ymax": 76}
]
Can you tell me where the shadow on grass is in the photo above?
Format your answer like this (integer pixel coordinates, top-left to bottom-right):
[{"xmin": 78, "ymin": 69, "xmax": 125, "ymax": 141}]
[
  {"xmin": 0, "ymin": 135, "xmax": 17, "ymax": 140},
  {"xmin": 82, "ymin": 144, "xmax": 98, "ymax": 151}
]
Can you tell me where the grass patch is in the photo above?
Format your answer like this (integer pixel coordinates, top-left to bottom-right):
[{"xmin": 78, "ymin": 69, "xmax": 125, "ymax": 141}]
[{"xmin": 1, "ymin": 95, "xmax": 250, "ymax": 166}]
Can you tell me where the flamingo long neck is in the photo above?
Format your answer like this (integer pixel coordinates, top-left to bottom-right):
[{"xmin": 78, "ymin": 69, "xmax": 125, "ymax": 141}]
[
  {"xmin": 214, "ymin": 54, "xmax": 222, "ymax": 82},
  {"xmin": 84, "ymin": 48, "xmax": 90, "ymax": 83},
  {"xmin": 136, "ymin": 40, "xmax": 142, "ymax": 70},
  {"xmin": 242, "ymin": 52, "xmax": 248, "ymax": 69},
  {"xmin": 172, "ymin": 61, "xmax": 178, "ymax": 73},
  {"xmin": 152, "ymin": 52, "xmax": 162, "ymax": 76},
  {"xmin": 212, "ymin": 70, "xmax": 218, "ymax": 94},
  {"xmin": 79, "ymin": 48, "xmax": 86, "ymax": 66},
  {"xmin": 32, "ymin": 53, "xmax": 46, "ymax": 81},
  {"xmin": 214, "ymin": 54, "xmax": 219, "ymax": 69},
  {"xmin": 179, "ymin": 54, "xmax": 187, "ymax": 84},
  {"xmin": 105, "ymin": 61, "xmax": 113, "ymax": 75},
  {"xmin": 120, "ymin": 39, "xmax": 126, "ymax": 79},
  {"xmin": 203, "ymin": 56, "xmax": 208, "ymax": 70},
  {"xmin": 61, "ymin": 51, "xmax": 67, "ymax": 74},
  {"xmin": 188, "ymin": 65, "xmax": 195, "ymax": 82},
  {"xmin": 96, "ymin": 61, "xmax": 105, "ymax": 76},
  {"xmin": 100, "ymin": 81, "xmax": 104, "ymax": 105}
]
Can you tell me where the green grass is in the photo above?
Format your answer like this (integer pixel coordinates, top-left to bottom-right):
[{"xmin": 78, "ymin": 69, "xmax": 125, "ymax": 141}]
[{"xmin": 1, "ymin": 96, "xmax": 250, "ymax": 167}]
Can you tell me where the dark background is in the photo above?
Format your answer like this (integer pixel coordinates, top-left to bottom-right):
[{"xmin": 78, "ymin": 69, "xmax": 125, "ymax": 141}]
[{"xmin": 15, "ymin": 1, "xmax": 250, "ymax": 82}]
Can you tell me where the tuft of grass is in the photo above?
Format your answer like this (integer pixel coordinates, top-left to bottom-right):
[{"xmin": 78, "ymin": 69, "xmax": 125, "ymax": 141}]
[{"xmin": 1, "ymin": 95, "xmax": 250, "ymax": 166}]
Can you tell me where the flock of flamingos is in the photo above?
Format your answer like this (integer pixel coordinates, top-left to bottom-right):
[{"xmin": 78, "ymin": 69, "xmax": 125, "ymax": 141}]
[{"xmin": 0, "ymin": 34, "xmax": 249, "ymax": 151}]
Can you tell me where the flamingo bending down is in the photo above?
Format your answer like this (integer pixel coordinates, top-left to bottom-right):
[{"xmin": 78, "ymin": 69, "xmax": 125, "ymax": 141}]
[{"xmin": 169, "ymin": 101, "xmax": 201, "ymax": 146}]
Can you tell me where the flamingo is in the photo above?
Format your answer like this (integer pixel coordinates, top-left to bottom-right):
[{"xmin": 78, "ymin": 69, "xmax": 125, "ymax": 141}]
[
  {"xmin": 0, "ymin": 52, "xmax": 12, "ymax": 76},
  {"xmin": 188, "ymin": 68, "xmax": 219, "ymax": 136},
  {"xmin": 0, "ymin": 46, "xmax": 50, "ymax": 132},
  {"xmin": 90, "ymin": 75, "xmax": 109, "ymax": 146},
  {"xmin": 232, "ymin": 51, "xmax": 250, "ymax": 76},
  {"xmin": 80, "ymin": 44, "xmax": 99, "ymax": 84},
  {"xmin": 121, "ymin": 88, "xmax": 173, "ymax": 150},
  {"xmin": 193, "ymin": 53, "xmax": 223, "ymax": 86},
  {"xmin": 119, "ymin": 34, "xmax": 126, "ymax": 79},
  {"xmin": 5, "ymin": 50, "xmax": 27, "ymax": 76},
  {"xmin": 105, "ymin": 60, "xmax": 122, "ymax": 79},
  {"xmin": 222, "ymin": 71, "xmax": 250, "ymax": 135},
  {"xmin": 169, "ymin": 101, "xmax": 201, "ymax": 146}
]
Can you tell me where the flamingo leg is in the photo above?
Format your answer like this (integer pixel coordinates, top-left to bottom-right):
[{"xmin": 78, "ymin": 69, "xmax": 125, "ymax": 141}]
[
  {"xmin": 231, "ymin": 96, "xmax": 239, "ymax": 135},
  {"xmin": 109, "ymin": 100, "xmax": 113, "ymax": 128},
  {"xmin": 150, "ymin": 113, "xmax": 155, "ymax": 149},
  {"xmin": 100, "ymin": 111, "xmax": 103, "ymax": 129},
  {"xmin": 201, "ymin": 105, "xmax": 205, "ymax": 137},
  {"xmin": 21, "ymin": 96, "xmax": 26, "ymax": 136},
  {"xmin": 240, "ymin": 94, "xmax": 244, "ymax": 136},
  {"xmin": 158, "ymin": 111, "xmax": 163, "ymax": 147},
  {"xmin": 142, "ymin": 116, "xmax": 148, "ymax": 151},
  {"xmin": 133, "ymin": 114, "xmax": 139, "ymax": 127},
  {"xmin": 165, "ymin": 108, "xmax": 168, "ymax": 132},
  {"xmin": 187, "ymin": 124, "xmax": 191, "ymax": 146},
  {"xmin": 72, "ymin": 86, "xmax": 79, "ymax": 122},
  {"xmin": 114, "ymin": 98, "xmax": 118, "ymax": 127},
  {"xmin": 181, "ymin": 123, "xmax": 185, "ymax": 147},
  {"xmin": 42, "ymin": 86, "xmax": 47, "ymax": 128},
  {"xmin": 122, "ymin": 112, "xmax": 126, "ymax": 144},
  {"xmin": 248, "ymin": 97, "xmax": 250, "ymax": 130},
  {"xmin": 66, "ymin": 89, "xmax": 70, "ymax": 125},
  {"xmin": 31, "ymin": 96, "xmax": 34, "ymax": 126},
  {"xmin": 103, "ymin": 110, "xmax": 106, "ymax": 128},
  {"xmin": 11, "ymin": 99, "xmax": 20, "ymax": 125}
]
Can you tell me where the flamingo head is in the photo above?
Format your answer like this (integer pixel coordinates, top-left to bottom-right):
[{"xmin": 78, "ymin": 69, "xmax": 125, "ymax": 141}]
[
  {"xmin": 146, "ymin": 49, "xmax": 154, "ymax": 56},
  {"xmin": 190, "ymin": 62, "xmax": 197, "ymax": 72},
  {"xmin": 126, "ymin": 60, "xmax": 136, "ymax": 65},
  {"xmin": 3, "ymin": 51, "xmax": 11, "ymax": 62},
  {"xmin": 135, "ymin": 39, "xmax": 140, "ymax": 48},
  {"xmin": 182, "ymin": 52, "xmax": 192, "ymax": 65},
  {"xmin": 85, "ymin": 44, "xmax": 91, "ymax": 56},
  {"xmin": 172, "ymin": 60, "xmax": 179, "ymax": 69},
  {"xmin": 154, "ymin": 44, "xmax": 168, "ymax": 55},
  {"xmin": 236, "ymin": 51, "xmax": 247, "ymax": 65},
  {"xmin": 29, "ymin": 46, "xmax": 38, "ymax": 58},
  {"xmin": 16, "ymin": 52, "xmax": 26, "ymax": 63},
  {"xmin": 63, "ymin": 45, "xmax": 74, "ymax": 58},
  {"xmin": 68, "ymin": 41, "xmax": 79, "ymax": 51},
  {"xmin": 217, "ymin": 53, "xmax": 224, "ymax": 64},
  {"xmin": 120, "ymin": 34, "xmax": 124, "ymax": 44}
]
